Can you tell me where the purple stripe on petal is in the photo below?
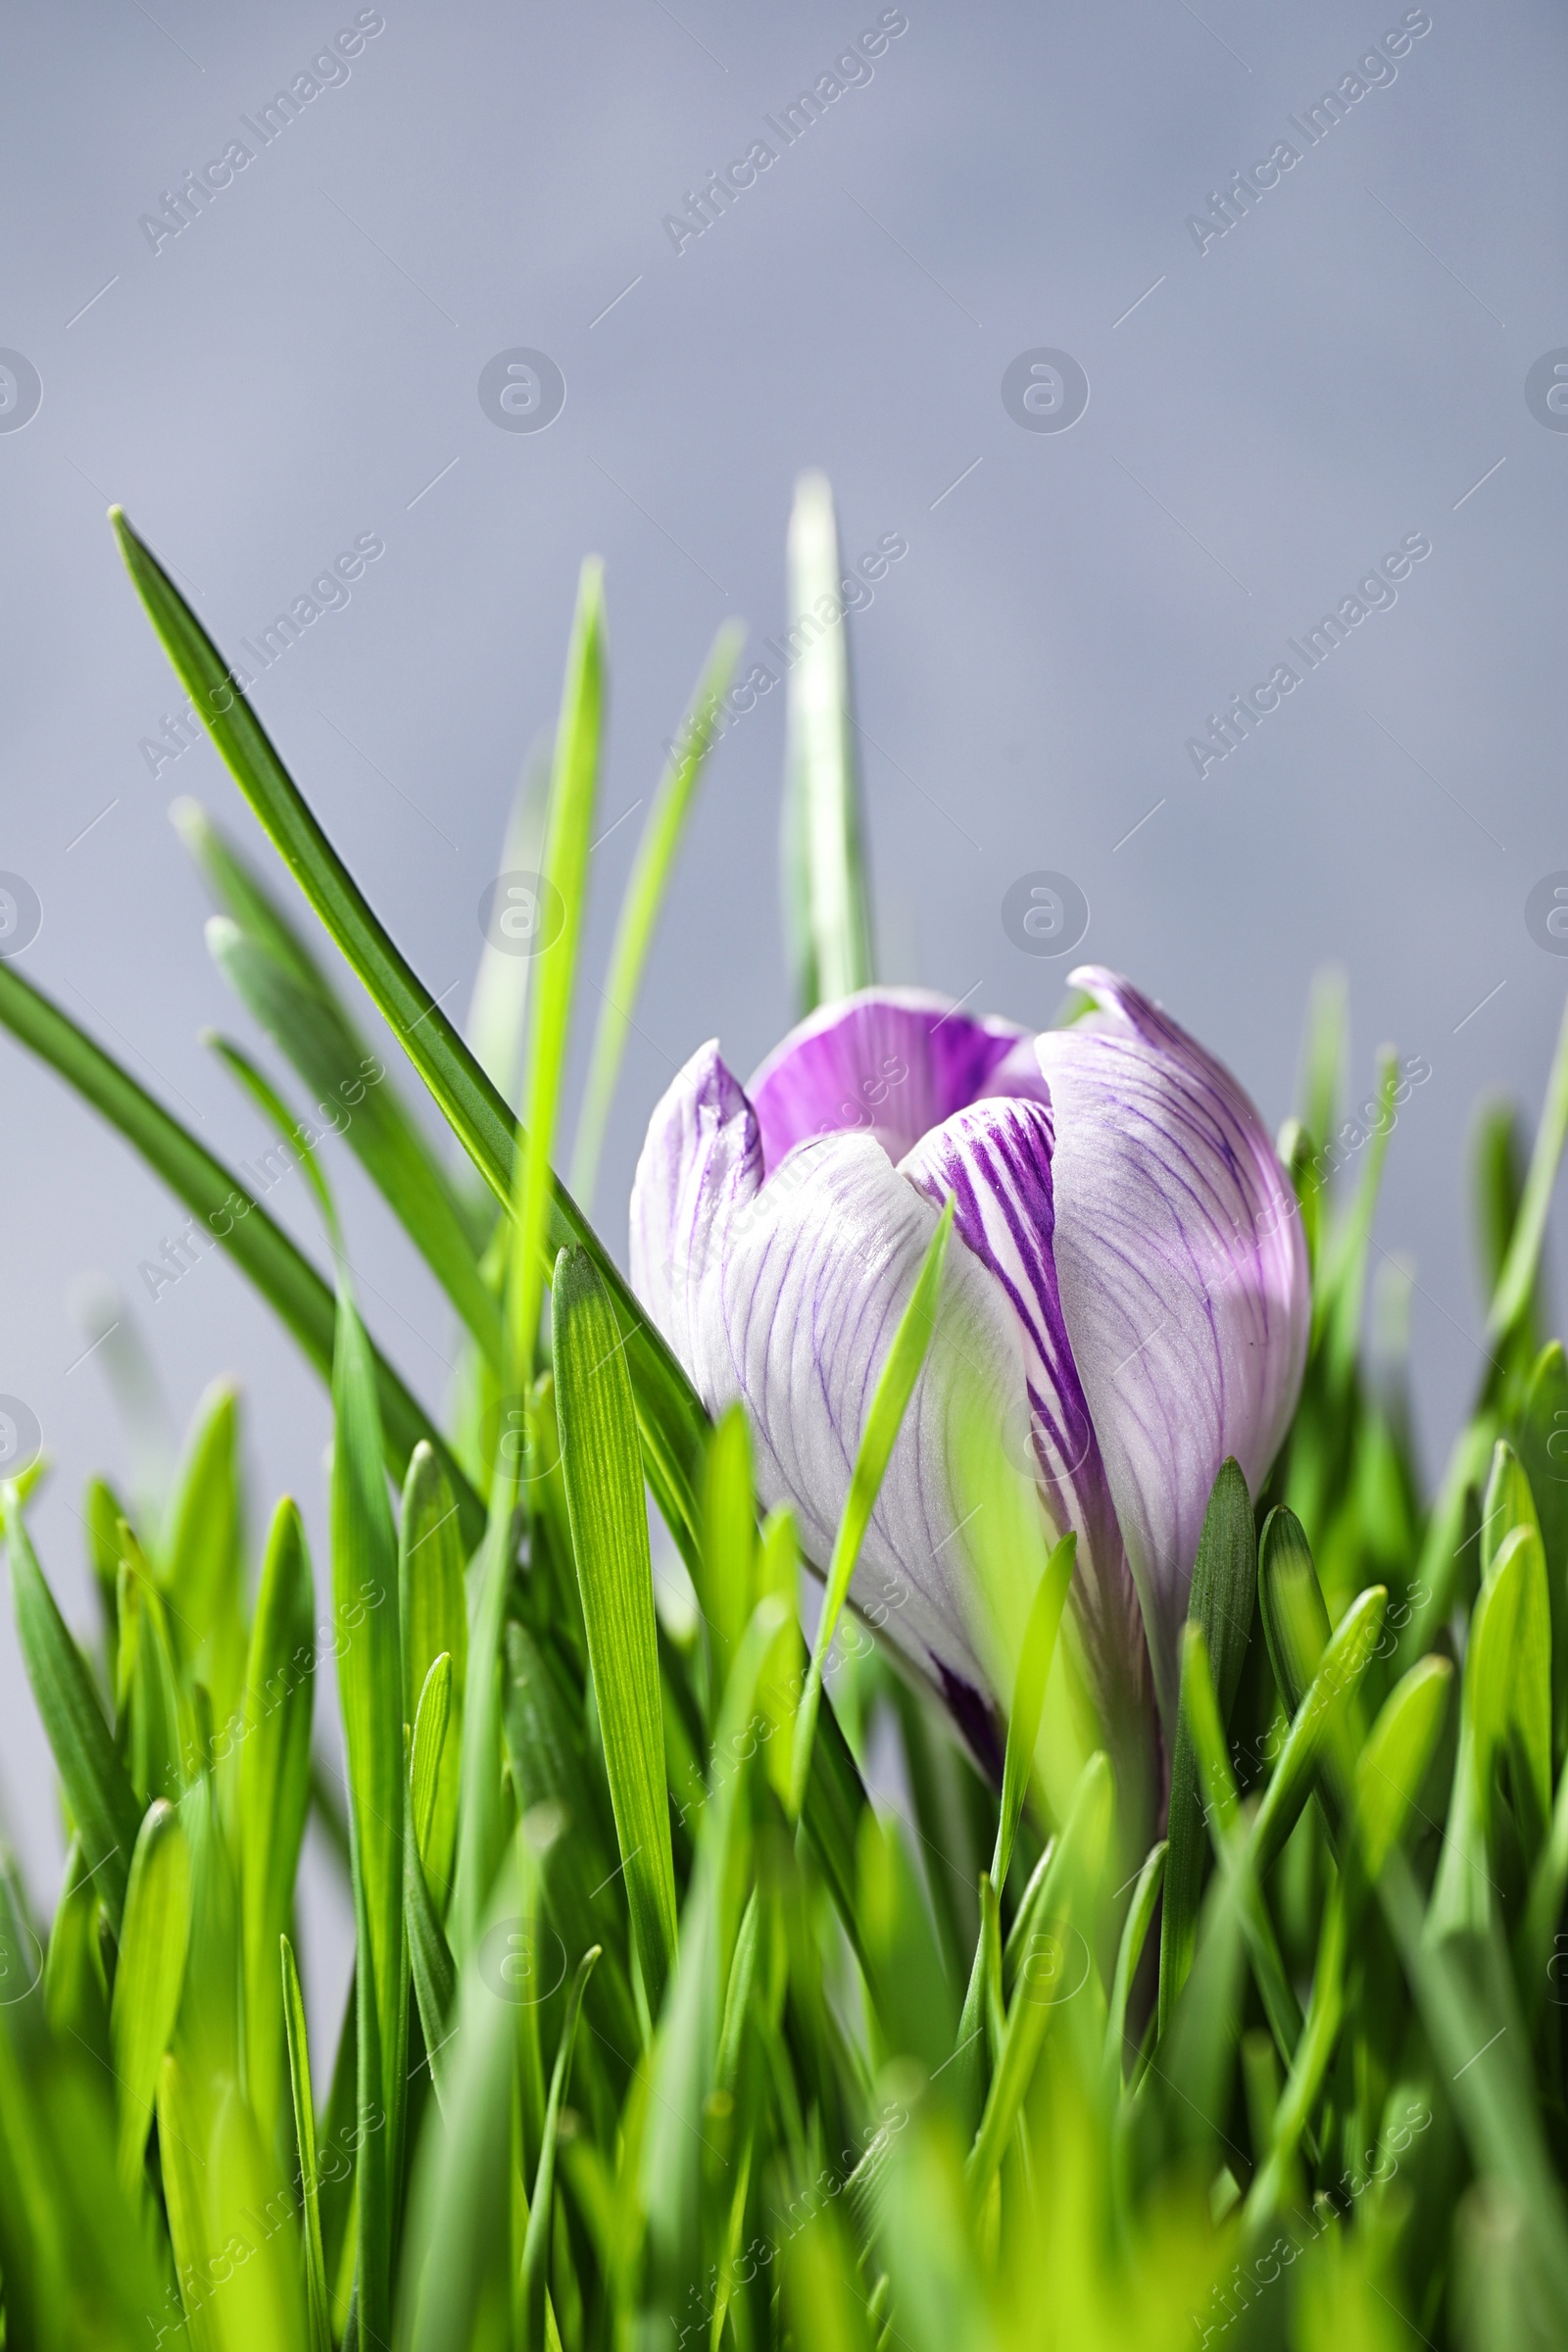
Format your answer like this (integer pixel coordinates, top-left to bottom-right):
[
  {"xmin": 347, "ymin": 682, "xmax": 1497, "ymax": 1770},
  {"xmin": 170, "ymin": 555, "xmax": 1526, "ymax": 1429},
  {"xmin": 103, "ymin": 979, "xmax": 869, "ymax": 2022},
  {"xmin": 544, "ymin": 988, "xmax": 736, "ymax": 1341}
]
[
  {"xmin": 901, "ymin": 1098, "xmax": 1153, "ymax": 1743},
  {"xmin": 747, "ymin": 987, "xmax": 1044, "ymax": 1175}
]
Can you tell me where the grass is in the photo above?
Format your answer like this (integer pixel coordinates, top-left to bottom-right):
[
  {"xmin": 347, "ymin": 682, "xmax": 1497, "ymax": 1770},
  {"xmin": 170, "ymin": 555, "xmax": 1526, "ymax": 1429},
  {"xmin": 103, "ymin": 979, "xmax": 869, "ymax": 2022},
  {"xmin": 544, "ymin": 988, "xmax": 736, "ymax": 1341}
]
[{"xmin": 0, "ymin": 480, "xmax": 1567, "ymax": 2349}]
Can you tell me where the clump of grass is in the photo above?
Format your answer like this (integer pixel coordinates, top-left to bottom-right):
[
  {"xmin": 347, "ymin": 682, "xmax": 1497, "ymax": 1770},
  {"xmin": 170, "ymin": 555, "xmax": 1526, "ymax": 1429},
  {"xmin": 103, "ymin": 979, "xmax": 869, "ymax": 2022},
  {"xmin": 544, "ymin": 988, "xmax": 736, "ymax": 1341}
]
[{"xmin": 0, "ymin": 484, "xmax": 1567, "ymax": 2352}]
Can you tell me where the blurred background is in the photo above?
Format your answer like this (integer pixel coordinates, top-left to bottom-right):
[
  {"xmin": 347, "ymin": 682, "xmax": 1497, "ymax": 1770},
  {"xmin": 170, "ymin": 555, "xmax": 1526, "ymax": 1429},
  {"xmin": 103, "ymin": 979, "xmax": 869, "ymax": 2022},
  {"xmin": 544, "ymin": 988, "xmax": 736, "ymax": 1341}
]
[{"xmin": 1, "ymin": 0, "xmax": 1565, "ymax": 2014}]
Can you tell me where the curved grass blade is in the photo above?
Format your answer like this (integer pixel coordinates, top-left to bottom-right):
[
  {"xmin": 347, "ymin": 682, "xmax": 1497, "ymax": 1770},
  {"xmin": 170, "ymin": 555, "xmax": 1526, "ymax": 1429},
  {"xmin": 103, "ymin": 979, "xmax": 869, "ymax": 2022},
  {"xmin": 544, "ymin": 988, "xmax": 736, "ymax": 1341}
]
[
  {"xmin": 553, "ymin": 1244, "xmax": 679, "ymax": 2007},
  {"xmin": 331, "ymin": 1278, "xmax": 407, "ymax": 2342},
  {"xmin": 569, "ymin": 619, "xmax": 745, "ymax": 1210},
  {"xmin": 3, "ymin": 1487, "xmax": 141, "ymax": 1929},
  {"xmin": 209, "ymin": 914, "xmax": 503, "ymax": 1363},
  {"xmin": 237, "ymin": 1497, "xmax": 315, "ymax": 2151},
  {"xmin": 791, "ymin": 1198, "xmax": 955, "ymax": 1816},
  {"xmin": 1104, "ymin": 1838, "xmax": 1166, "ymax": 2086},
  {"xmin": 0, "ymin": 956, "xmax": 484, "ymax": 1548},
  {"xmin": 281, "ymin": 1935, "xmax": 334, "ymax": 2352},
  {"xmin": 112, "ymin": 510, "xmax": 710, "ymax": 1563},
  {"xmin": 990, "ymin": 1531, "xmax": 1074, "ymax": 1897},
  {"xmin": 1490, "ymin": 992, "xmax": 1568, "ymax": 1351},
  {"xmin": 519, "ymin": 1945, "xmax": 600, "ymax": 2352},
  {"xmin": 207, "ymin": 1028, "xmax": 339, "ymax": 1234},
  {"xmin": 110, "ymin": 1797, "xmax": 192, "ymax": 2191},
  {"xmin": 1158, "ymin": 1456, "xmax": 1256, "ymax": 2034},
  {"xmin": 782, "ymin": 471, "xmax": 874, "ymax": 1010},
  {"xmin": 400, "ymin": 1446, "xmax": 467, "ymax": 1907}
]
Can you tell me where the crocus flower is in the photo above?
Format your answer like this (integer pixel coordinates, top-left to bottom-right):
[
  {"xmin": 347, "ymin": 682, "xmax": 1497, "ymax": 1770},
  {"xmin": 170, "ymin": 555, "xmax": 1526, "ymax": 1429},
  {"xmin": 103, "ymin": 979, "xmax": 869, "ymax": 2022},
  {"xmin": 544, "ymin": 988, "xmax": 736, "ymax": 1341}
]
[{"xmin": 630, "ymin": 969, "xmax": 1308, "ymax": 1787}]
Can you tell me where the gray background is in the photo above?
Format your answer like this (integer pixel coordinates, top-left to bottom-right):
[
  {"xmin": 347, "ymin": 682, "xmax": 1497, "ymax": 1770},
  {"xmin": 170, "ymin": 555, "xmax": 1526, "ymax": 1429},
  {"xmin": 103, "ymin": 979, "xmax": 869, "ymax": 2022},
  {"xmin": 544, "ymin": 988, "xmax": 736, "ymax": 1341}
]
[{"xmin": 1, "ymin": 0, "xmax": 1565, "ymax": 2015}]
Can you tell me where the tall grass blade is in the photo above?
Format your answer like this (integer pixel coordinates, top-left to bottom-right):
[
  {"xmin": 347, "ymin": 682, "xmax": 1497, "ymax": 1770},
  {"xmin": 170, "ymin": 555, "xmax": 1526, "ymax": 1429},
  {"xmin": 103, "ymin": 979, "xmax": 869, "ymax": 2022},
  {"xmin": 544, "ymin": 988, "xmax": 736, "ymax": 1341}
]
[
  {"xmin": 569, "ymin": 620, "xmax": 744, "ymax": 1209},
  {"xmin": 110, "ymin": 1796, "xmax": 191, "ymax": 2191},
  {"xmin": 237, "ymin": 1496, "xmax": 315, "ymax": 2151},
  {"xmin": 553, "ymin": 1243, "xmax": 679, "ymax": 2006}
]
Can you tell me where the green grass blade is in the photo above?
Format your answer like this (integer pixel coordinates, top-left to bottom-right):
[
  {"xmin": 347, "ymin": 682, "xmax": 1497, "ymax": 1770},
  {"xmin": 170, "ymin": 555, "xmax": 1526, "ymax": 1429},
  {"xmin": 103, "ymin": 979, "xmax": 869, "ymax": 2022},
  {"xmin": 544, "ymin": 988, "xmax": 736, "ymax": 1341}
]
[
  {"xmin": 161, "ymin": 1376, "xmax": 247, "ymax": 1729},
  {"xmin": 1250, "ymin": 1584, "xmax": 1388, "ymax": 1877},
  {"xmin": 1104, "ymin": 1838, "xmax": 1166, "ymax": 2085},
  {"xmin": 1491, "ymin": 993, "xmax": 1568, "ymax": 1348},
  {"xmin": 506, "ymin": 557, "xmax": 604, "ymax": 1394},
  {"xmin": 405, "ymin": 1804, "xmax": 457, "ymax": 2115},
  {"xmin": 781, "ymin": 471, "xmax": 874, "ymax": 1009},
  {"xmin": 791, "ymin": 1198, "xmax": 955, "ymax": 1815},
  {"xmin": 1158, "ymin": 1456, "xmax": 1257, "ymax": 2033},
  {"xmin": 206, "ymin": 1027, "xmax": 340, "ymax": 1233},
  {"xmin": 330, "ymin": 1279, "xmax": 407, "ymax": 2339},
  {"xmin": 569, "ymin": 620, "xmax": 745, "ymax": 1209},
  {"xmin": 3, "ymin": 1487, "xmax": 141, "ymax": 1928},
  {"xmin": 237, "ymin": 1496, "xmax": 315, "ymax": 2152},
  {"xmin": 989, "ymin": 1532, "xmax": 1074, "ymax": 1896},
  {"xmin": 1258, "ymin": 1503, "xmax": 1333, "ymax": 1717},
  {"xmin": 0, "ymin": 955, "xmax": 485, "ymax": 1548},
  {"xmin": 966, "ymin": 1751, "xmax": 1112, "ymax": 2199},
  {"xmin": 1318, "ymin": 1048, "xmax": 1399, "ymax": 1384},
  {"xmin": 208, "ymin": 914, "xmax": 503, "ymax": 1363},
  {"xmin": 282, "ymin": 1935, "xmax": 334, "ymax": 2352},
  {"xmin": 519, "ymin": 1945, "xmax": 600, "ymax": 2351},
  {"xmin": 553, "ymin": 1243, "xmax": 679, "ymax": 2007},
  {"xmin": 110, "ymin": 1796, "xmax": 192, "ymax": 2191},
  {"xmin": 400, "ymin": 1445, "xmax": 467, "ymax": 1907},
  {"xmin": 111, "ymin": 509, "xmax": 710, "ymax": 1563},
  {"xmin": 1353, "ymin": 1654, "xmax": 1452, "ymax": 1877}
]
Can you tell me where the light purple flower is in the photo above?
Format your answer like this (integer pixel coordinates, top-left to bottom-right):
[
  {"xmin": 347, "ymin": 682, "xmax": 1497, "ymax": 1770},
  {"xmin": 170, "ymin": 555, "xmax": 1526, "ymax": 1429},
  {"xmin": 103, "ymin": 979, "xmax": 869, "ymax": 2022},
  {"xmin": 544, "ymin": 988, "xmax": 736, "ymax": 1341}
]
[{"xmin": 630, "ymin": 970, "xmax": 1308, "ymax": 1779}]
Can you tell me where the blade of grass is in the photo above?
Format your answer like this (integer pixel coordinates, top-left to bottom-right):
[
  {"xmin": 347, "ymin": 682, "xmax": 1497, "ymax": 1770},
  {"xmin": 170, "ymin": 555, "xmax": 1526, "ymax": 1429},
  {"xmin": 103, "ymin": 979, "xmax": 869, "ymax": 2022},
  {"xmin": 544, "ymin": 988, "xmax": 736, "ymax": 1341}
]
[
  {"xmin": 519, "ymin": 1945, "xmax": 600, "ymax": 2351},
  {"xmin": 781, "ymin": 472, "xmax": 874, "ymax": 1009},
  {"xmin": 330, "ymin": 1278, "xmax": 407, "ymax": 2342},
  {"xmin": 1491, "ymin": 993, "xmax": 1568, "ymax": 1349},
  {"xmin": 110, "ymin": 1797, "xmax": 192, "ymax": 2191},
  {"xmin": 569, "ymin": 621, "xmax": 744, "ymax": 1210},
  {"xmin": 790, "ymin": 1198, "xmax": 955, "ymax": 1816},
  {"xmin": 0, "ymin": 956, "xmax": 484, "ymax": 1548},
  {"xmin": 400, "ymin": 1446, "xmax": 467, "ymax": 1908},
  {"xmin": 208, "ymin": 915, "xmax": 503, "ymax": 1363},
  {"xmin": 3, "ymin": 1487, "xmax": 141, "ymax": 1929},
  {"xmin": 237, "ymin": 1496, "xmax": 315, "ymax": 2152},
  {"xmin": 282, "ymin": 1935, "xmax": 334, "ymax": 2352},
  {"xmin": 553, "ymin": 1243, "xmax": 679, "ymax": 2008},
  {"xmin": 112, "ymin": 511, "xmax": 710, "ymax": 1564},
  {"xmin": 989, "ymin": 1532, "xmax": 1074, "ymax": 1897},
  {"xmin": 1158, "ymin": 1457, "xmax": 1257, "ymax": 2034}
]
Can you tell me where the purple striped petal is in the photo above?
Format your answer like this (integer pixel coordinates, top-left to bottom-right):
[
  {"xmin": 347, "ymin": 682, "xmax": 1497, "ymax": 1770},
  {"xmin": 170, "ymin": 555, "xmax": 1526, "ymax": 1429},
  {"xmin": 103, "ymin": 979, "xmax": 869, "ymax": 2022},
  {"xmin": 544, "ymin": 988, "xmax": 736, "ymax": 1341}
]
[
  {"xmin": 630, "ymin": 1042, "xmax": 1036, "ymax": 1758},
  {"xmin": 901, "ymin": 1097, "xmax": 1154, "ymax": 1756},
  {"xmin": 746, "ymin": 988, "xmax": 1045, "ymax": 1176},
  {"xmin": 1028, "ymin": 968, "xmax": 1309, "ymax": 1723}
]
